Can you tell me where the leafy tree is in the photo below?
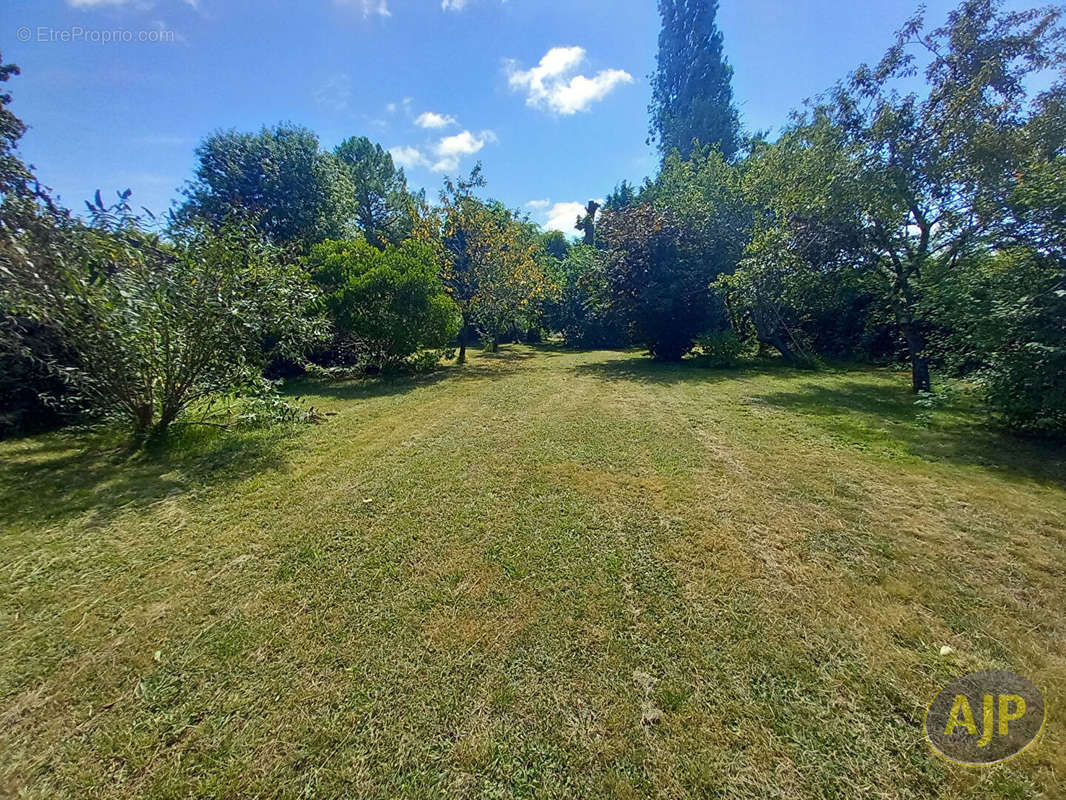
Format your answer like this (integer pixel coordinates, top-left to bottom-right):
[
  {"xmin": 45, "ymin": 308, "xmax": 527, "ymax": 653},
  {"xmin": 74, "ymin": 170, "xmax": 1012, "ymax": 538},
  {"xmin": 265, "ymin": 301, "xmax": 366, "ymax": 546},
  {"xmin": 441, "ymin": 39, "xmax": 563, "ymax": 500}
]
[
  {"xmin": 542, "ymin": 243, "xmax": 629, "ymax": 348},
  {"xmin": 438, "ymin": 167, "xmax": 548, "ymax": 359},
  {"xmin": 603, "ymin": 180, "xmax": 638, "ymax": 213},
  {"xmin": 471, "ymin": 202, "xmax": 549, "ymax": 350},
  {"xmin": 541, "ymin": 229, "xmax": 570, "ymax": 261},
  {"xmin": 739, "ymin": 0, "xmax": 1065, "ymax": 391},
  {"xmin": 0, "ymin": 53, "xmax": 79, "ymax": 435},
  {"xmin": 643, "ymin": 143, "xmax": 749, "ymax": 283},
  {"xmin": 600, "ymin": 146, "xmax": 747, "ymax": 359},
  {"xmin": 306, "ymin": 238, "xmax": 460, "ymax": 370},
  {"xmin": 438, "ymin": 167, "xmax": 487, "ymax": 363},
  {"xmin": 575, "ymin": 200, "xmax": 600, "ymax": 246},
  {"xmin": 925, "ymin": 248, "xmax": 1066, "ymax": 431},
  {"xmin": 178, "ymin": 124, "xmax": 348, "ymax": 250},
  {"xmin": 2, "ymin": 198, "xmax": 323, "ymax": 439},
  {"xmin": 333, "ymin": 136, "xmax": 413, "ymax": 249},
  {"xmin": 925, "ymin": 139, "xmax": 1066, "ymax": 431},
  {"xmin": 0, "ymin": 57, "xmax": 41, "ymax": 222},
  {"xmin": 599, "ymin": 204, "xmax": 724, "ymax": 361},
  {"xmin": 649, "ymin": 0, "xmax": 741, "ymax": 161}
]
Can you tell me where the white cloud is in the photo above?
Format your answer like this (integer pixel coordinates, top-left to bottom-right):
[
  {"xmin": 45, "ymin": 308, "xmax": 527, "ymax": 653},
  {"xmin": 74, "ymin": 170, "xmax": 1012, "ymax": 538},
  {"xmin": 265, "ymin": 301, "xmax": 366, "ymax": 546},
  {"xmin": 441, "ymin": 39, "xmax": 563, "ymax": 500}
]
[
  {"xmin": 415, "ymin": 111, "xmax": 457, "ymax": 129},
  {"xmin": 68, "ymin": 0, "xmax": 138, "ymax": 6},
  {"xmin": 431, "ymin": 129, "xmax": 496, "ymax": 172},
  {"xmin": 436, "ymin": 129, "xmax": 493, "ymax": 157},
  {"xmin": 507, "ymin": 46, "xmax": 632, "ymax": 115},
  {"xmin": 389, "ymin": 146, "xmax": 425, "ymax": 170},
  {"xmin": 530, "ymin": 199, "xmax": 600, "ymax": 236},
  {"xmin": 390, "ymin": 129, "xmax": 496, "ymax": 173},
  {"xmin": 335, "ymin": 0, "xmax": 390, "ymax": 17},
  {"xmin": 314, "ymin": 74, "xmax": 352, "ymax": 111},
  {"xmin": 442, "ymin": 0, "xmax": 508, "ymax": 10},
  {"xmin": 543, "ymin": 201, "xmax": 589, "ymax": 234}
]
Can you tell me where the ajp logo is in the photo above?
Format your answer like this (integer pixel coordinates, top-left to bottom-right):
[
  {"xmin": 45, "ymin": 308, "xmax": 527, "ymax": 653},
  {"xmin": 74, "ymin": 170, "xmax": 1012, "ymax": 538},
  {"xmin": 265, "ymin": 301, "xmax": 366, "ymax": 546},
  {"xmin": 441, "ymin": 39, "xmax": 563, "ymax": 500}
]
[{"xmin": 924, "ymin": 670, "xmax": 1046, "ymax": 766}]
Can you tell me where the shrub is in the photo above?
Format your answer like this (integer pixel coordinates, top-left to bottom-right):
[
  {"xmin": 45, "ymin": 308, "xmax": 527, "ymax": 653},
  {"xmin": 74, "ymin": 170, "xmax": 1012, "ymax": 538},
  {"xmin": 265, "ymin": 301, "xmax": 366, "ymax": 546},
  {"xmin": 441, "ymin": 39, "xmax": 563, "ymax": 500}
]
[
  {"xmin": 926, "ymin": 249, "xmax": 1066, "ymax": 433},
  {"xmin": 695, "ymin": 329, "xmax": 744, "ymax": 367},
  {"xmin": 407, "ymin": 348, "xmax": 454, "ymax": 373},
  {"xmin": 307, "ymin": 238, "xmax": 460, "ymax": 370},
  {"xmin": 2, "ymin": 199, "xmax": 324, "ymax": 438},
  {"xmin": 599, "ymin": 205, "xmax": 728, "ymax": 361},
  {"xmin": 541, "ymin": 244, "xmax": 630, "ymax": 348}
]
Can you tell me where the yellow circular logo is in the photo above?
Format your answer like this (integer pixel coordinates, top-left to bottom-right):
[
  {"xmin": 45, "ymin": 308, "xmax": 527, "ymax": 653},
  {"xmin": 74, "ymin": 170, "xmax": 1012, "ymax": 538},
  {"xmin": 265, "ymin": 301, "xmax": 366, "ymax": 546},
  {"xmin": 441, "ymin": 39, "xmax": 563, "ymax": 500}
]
[{"xmin": 924, "ymin": 670, "xmax": 1046, "ymax": 766}]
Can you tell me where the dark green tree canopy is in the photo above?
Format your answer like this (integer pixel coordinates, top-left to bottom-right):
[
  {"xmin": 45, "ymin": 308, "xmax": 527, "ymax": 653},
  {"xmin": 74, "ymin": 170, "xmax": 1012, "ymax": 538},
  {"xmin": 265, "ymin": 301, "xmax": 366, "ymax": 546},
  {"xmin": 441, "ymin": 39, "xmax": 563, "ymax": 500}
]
[
  {"xmin": 600, "ymin": 203, "xmax": 727, "ymax": 361},
  {"xmin": 603, "ymin": 180, "xmax": 638, "ymax": 213},
  {"xmin": 649, "ymin": 0, "xmax": 741, "ymax": 161},
  {"xmin": 178, "ymin": 123, "xmax": 348, "ymax": 249},
  {"xmin": 333, "ymin": 136, "xmax": 413, "ymax": 250}
]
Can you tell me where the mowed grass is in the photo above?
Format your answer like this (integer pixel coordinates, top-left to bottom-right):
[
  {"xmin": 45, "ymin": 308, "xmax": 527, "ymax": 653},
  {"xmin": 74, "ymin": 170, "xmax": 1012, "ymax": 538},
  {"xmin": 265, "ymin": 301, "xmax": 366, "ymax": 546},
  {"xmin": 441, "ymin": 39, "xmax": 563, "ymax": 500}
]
[{"xmin": 2, "ymin": 346, "xmax": 1065, "ymax": 799}]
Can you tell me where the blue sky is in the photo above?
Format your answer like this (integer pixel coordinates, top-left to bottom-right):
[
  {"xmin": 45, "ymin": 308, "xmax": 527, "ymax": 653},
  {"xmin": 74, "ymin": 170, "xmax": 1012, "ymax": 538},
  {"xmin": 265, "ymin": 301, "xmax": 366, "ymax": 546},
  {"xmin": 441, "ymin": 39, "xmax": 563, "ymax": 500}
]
[{"xmin": 1, "ymin": 0, "xmax": 1041, "ymax": 233}]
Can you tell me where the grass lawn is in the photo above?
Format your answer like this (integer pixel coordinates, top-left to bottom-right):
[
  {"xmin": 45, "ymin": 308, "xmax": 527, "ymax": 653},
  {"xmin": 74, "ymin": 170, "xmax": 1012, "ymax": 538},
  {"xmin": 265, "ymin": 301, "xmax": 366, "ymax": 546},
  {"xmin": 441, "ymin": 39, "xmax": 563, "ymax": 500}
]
[{"xmin": 2, "ymin": 346, "xmax": 1065, "ymax": 799}]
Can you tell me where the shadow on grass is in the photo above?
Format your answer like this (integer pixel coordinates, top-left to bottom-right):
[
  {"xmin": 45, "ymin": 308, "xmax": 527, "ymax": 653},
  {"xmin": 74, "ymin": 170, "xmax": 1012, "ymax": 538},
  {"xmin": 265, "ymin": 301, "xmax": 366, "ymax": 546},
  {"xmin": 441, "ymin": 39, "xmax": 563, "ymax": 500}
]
[
  {"xmin": 573, "ymin": 352, "xmax": 1065, "ymax": 489},
  {"xmin": 0, "ymin": 423, "xmax": 291, "ymax": 532},
  {"xmin": 755, "ymin": 380, "xmax": 1066, "ymax": 490},
  {"xmin": 571, "ymin": 353, "xmax": 825, "ymax": 386},
  {"xmin": 286, "ymin": 345, "xmax": 548, "ymax": 403}
]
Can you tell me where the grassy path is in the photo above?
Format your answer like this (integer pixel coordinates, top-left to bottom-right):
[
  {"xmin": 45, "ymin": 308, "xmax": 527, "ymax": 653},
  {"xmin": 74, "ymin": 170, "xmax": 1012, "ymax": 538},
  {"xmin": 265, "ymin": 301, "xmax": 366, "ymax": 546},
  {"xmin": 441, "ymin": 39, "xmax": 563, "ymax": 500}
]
[{"xmin": 1, "ymin": 347, "xmax": 1064, "ymax": 799}]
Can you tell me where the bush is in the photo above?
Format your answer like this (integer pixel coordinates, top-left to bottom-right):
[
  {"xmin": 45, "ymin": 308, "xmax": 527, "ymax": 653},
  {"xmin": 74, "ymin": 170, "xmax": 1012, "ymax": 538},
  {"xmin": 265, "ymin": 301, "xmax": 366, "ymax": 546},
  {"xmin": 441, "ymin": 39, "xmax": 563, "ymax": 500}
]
[
  {"xmin": 407, "ymin": 348, "xmax": 454, "ymax": 373},
  {"xmin": 599, "ymin": 205, "xmax": 730, "ymax": 361},
  {"xmin": 2, "ymin": 200, "xmax": 324, "ymax": 438},
  {"xmin": 307, "ymin": 238, "xmax": 460, "ymax": 370},
  {"xmin": 925, "ymin": 249, "xmax": 1066, "ymax": 433},
  {"xmin": 694, "ymin": 329, "xmax": 744, "ymax": 367},
  {"xmin": 541, "ymin": 244, "xmax": 630, "ymax": 348},
  {"xmin": 0, "ymin": 316, "xmax": 80, "ymax": 437}
]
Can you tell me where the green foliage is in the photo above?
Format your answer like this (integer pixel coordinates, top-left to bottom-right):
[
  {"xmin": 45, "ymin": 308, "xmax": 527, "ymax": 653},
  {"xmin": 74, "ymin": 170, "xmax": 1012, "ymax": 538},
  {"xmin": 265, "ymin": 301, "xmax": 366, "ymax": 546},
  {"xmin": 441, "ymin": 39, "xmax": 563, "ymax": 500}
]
[
  {"xmin": 596, "ymin": 149, "xmax": 745, "ymax": 361},
  {"xmin": 649, "ymin": 0, "xmax": 740, "ymax": 160},
  {"xmin": 333, "ymin": 136, "xmax": 414, "ymax": 249},
  {"xmin": 178, "ymin": 124, "xmax": 349, "ymax": 250},
  {"xmin": 925, "ymin": 249, "xmax": 1066, "ymax": 432},
  {"xmin": 307, "ymin": 237, "xmax": 460, "ymax": 370},
  {"xmin": 730, "ymin": 0, "xmax": 1066, "ymax": 392},
  {"xmin": 0, "ymin": 317, "xmax": 77, "ymax": 436},
  {"xmin": 406, "ymin": 347, "xmax": 455, "ymax": 373},
  {"xmin": 693, "ymin": 329, "xmax": 744, "ymax": 368},
  {"xmin": 603, "ymin": 180, "xmax": 639, "ymax": 212},
  {"xmin": 2, "ymin": 199, "xmax": 324, "ymax": 438},
  {"xmin": 540, "ymin": 229, "xmax": 570, "ymax": 261},
  {"xmin": 644, "ymin": 144, "xmax": 750, "ymax": 280},
  {"xmin": 599, "ymin": 204, "xmax": 727, "ymax": 361},
  {"xmin": 439, "ymin": 168, "xmax": 550, "ymax": 358},
  {"xmin": 541, "ymin": 244, "xmax": 629, "ymax": 348},
  {"xmin": 0, "ymin": 52, "xmax": 81, "ymax": 435},
  {"xmin": 0, "ymin": 54, "xmax": 40, "ymax": 221}
]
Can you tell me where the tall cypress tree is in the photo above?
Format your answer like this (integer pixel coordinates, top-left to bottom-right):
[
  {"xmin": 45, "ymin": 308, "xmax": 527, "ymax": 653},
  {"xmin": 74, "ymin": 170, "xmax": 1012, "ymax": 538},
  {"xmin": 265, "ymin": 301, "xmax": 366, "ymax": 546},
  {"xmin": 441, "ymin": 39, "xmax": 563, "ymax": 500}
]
[{"xmin": 649, "ymin": 0, "xmax": 740, "ymax": 161}]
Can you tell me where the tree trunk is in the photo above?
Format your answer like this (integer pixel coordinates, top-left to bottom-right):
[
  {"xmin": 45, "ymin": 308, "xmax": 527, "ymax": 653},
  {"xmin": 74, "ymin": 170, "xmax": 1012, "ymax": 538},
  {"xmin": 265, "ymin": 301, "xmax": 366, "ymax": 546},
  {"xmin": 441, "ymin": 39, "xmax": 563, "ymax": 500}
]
[
  {"xmin": 758, "ymin": 331, "xmax": 796, "ymax": 364},
  {"xmin": 902, "ymin": 322, "xmax": 931, "ymax": 393},
  {"xmin": 579, "ymin": 200, "xmax": 600, "ymax": 246},
  {"xmin": 457, "ymin": 319, "xmax": 468, "ymax": 364},
  {"xmin": 751, "ymin": 303, "xmax": 796, "ymax": 363},
  {"xmin": 492, "ymin": 336, "xmax": 499, "ymax": 353},
  {"xmin": 131, "ymin": 404, "xmax": 154, "ymax": 442}
]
